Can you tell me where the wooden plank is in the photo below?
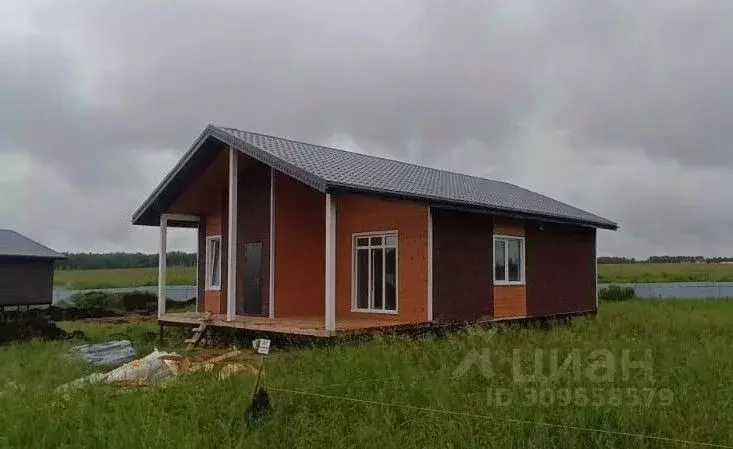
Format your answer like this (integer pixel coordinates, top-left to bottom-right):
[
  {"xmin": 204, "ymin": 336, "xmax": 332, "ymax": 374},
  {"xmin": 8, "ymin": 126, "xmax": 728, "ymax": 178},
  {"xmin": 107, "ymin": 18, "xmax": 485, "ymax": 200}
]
[{"xmin": 159, "ymin": 312, "xmax": 421, "ymax": 338}]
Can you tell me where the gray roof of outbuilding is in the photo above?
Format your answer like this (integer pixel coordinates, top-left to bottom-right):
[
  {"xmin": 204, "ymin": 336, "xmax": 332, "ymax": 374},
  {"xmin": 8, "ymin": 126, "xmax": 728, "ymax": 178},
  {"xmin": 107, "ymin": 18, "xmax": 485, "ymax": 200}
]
[
  {"xmin": 132, "ymin": 124, "xmax": 617, "ymax": 230},
  {"xmin": 0, "ymin": 230, "xmax": 66, "ymax": 259}
]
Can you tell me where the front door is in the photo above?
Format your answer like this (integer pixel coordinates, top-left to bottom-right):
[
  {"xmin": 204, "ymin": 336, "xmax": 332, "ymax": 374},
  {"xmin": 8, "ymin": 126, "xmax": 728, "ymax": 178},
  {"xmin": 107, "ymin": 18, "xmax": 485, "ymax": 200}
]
[{"xmin": 241, "ymin": 242, "xmax": 263, "ymax": 315}]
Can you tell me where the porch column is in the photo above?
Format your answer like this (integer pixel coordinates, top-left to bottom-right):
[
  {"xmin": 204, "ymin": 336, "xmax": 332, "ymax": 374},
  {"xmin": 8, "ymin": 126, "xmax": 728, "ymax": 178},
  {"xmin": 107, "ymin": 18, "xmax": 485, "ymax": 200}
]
[
  {"xmin": 268, "ymin": 168, "xmax": 275, "ymax": 318},
  {"xmin": 226, "ymin": 147, "xmax": 238, "ymax": 321},
  {"xmin": 158, "ymin": 214, "xmax": 168, "ymax": 319},
  {"xmin": 325, "ymin": 193, "xmax": 336, "ymax": 333}
]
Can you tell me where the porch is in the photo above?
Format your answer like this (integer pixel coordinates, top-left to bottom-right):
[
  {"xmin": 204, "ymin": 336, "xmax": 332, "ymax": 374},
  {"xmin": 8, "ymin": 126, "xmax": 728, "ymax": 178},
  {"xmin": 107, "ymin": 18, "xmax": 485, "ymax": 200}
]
[{"xmin": 158, "ymin": 312, "xmax": 420, "ymax": 337}]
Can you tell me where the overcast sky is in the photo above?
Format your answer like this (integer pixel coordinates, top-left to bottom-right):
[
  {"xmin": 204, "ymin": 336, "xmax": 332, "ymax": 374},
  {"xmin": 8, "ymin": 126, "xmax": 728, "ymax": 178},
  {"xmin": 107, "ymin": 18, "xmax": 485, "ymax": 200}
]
[{"xmin": 1, "ymin": 0, "xmax": 732, "ymax": 257}]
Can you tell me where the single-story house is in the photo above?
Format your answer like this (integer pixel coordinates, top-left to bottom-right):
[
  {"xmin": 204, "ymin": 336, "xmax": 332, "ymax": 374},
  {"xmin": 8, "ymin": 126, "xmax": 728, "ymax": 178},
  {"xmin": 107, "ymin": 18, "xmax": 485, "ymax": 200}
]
[
  {"xmin": 0, "ymin": 230, "xmax": 66, "ymax": 307},
  {"xmin": 133, "ymin": 125, "xmax": 617, "ymax": 337}
]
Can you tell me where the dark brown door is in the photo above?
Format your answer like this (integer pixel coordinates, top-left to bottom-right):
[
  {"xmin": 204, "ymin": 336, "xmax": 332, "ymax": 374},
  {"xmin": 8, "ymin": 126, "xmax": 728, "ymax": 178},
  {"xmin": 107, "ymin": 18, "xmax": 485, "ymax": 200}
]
[{"xmin": 241, "ymin": 242, "xmax": 263, "ymax": 315}]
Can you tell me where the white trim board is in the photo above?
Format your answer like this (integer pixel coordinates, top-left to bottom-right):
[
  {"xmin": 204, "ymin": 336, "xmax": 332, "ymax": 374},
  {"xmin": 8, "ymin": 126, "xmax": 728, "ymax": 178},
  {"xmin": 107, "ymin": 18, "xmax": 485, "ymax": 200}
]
[
  {"xmin": 269, "ymin": 168, "xmax": 275, "ymax": 318},
  {"xmin": 226, "ymin": 147, "xmax": 238, "ymax": 321},
  {"xmin": 324, "ymin": 194, "xmax": 336, "ymax": 332},
  {"xmin": 158, "ymin": 215, "xmax": 167, "ymax": 319}
]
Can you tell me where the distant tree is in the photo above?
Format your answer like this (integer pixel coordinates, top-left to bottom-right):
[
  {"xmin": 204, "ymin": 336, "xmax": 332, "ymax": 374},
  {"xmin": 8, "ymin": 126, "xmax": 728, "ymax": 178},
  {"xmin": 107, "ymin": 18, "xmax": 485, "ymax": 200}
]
[
  {"xmin": 56, "ymin": 252, "xmax": 197, "ymax": 270},
  {"xmin": 597, "ymin": 256, "xmax": 637, "ymax": 264}
]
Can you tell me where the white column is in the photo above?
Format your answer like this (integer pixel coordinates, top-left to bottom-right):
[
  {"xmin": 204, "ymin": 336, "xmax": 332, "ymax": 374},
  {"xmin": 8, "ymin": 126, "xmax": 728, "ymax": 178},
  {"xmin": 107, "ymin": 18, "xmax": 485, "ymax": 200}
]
[
  {"xmin": 325, "ymin": 193, "xmax": 336, "ymax": 333},
  {"xmin": 158, "ymin": 214, "xmax": 168, "ymax": 319},
  {"xmin": 226, "ymin": 148, "xmax": 238, "ymax": 321},
  {"xmin": 268, "ymin": 168, "xmax": 275, "ymax": 318},
  {"xmin": 427, "ymin": 207, "xmax": 433, "ymax": 322}
]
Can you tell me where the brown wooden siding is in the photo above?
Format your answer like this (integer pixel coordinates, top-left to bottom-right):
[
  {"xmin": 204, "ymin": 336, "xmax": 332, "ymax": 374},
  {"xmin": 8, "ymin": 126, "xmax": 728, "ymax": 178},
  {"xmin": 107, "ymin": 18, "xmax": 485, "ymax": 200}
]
[
  {"xmin": 202, "ymin": 190, "xmax": 227, "ymax": 314},
  {"xmin": 335, "ymin": 195, "xmax": 428, "ymax": 323},
  {"xmin": 273, "ymin": 172, "xmax": 326, "ymax": 317},
  {"xmin": 525, "ymin": 222, "xmax": 596, "ymax": 317},
  {"xmin": 0, "ymin": 258, "xmax": 54, "ymax": 305},
  {"xmin": 431, "ymin": 209, "xmax": 493, "ymax": 322},
  {"xmin": 235, "ymin": 158, "xmax": 271, "ymax": 316}
]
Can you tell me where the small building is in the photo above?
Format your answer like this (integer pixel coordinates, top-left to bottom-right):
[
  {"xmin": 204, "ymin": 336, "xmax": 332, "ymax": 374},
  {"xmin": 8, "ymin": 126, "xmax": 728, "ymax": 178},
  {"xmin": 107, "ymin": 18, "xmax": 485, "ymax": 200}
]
[
  {"xmin": 0, "ymin": 230, "xmax": 66, "ymax": 306},
  {"xmin": 133, "ymin": 125, "xmax": 617, "ymax": 337}
]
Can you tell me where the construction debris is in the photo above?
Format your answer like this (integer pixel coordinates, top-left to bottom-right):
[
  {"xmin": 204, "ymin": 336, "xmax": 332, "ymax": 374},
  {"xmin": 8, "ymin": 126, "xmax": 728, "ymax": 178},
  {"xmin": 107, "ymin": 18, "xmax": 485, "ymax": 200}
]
[
  {"xmin": 58, "ymin": 349, "xmax": 178, "ymax": 392},
  {"xmin": 57, "ymin": 347, "xmax": 262, "ymax": 392},
  {"xmin": 71, "ymin": 340, "xmax": 135, "ymax": 366}
]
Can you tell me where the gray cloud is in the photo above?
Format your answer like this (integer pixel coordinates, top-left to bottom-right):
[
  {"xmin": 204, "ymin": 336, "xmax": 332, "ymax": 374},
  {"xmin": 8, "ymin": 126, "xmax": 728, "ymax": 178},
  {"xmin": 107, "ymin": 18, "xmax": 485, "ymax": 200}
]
[{"xmin": 1, "ymin": 0, "xmax": 732, "ymax": 256}]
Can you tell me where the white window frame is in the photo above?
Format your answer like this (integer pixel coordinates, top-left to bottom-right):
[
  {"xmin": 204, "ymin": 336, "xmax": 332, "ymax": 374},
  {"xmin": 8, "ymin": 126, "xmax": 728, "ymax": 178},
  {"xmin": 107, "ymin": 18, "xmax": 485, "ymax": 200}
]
[
  {"xmin": 493, "ymin": 235, "xmax": 526, "ymax": 285},
  {"xmin": 351, "ymin": 230, "xmax": 399, "ymax": 314},
  {"xmin": 205, "ymin": 235, "xmax": 222, "ymax": 291}
]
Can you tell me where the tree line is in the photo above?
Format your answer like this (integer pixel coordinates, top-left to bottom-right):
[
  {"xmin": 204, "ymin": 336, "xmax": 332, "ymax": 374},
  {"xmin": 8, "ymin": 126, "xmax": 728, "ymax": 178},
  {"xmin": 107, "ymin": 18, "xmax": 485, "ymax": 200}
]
[
  {"xmin": 56, "ymin": 252, "xmax": 733, "ymax": 270},
  {"xmin": 55, "ymin": 252, "xmax": 197, "ymax": 270},
  {"xmin": 597, "ymin": 256, "xmax": 733, "ymax": 264}
]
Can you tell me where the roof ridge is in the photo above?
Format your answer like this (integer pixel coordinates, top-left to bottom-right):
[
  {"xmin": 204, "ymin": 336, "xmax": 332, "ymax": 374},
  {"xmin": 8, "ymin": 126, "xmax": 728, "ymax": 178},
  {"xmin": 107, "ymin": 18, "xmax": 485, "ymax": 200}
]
[
  {"xmin": 219, "ymin": 125, "xmax": 508, "ymax": 183},
  {"xmin": 217, "ymin": 126, "xmax": 613, "ymax": 222}
]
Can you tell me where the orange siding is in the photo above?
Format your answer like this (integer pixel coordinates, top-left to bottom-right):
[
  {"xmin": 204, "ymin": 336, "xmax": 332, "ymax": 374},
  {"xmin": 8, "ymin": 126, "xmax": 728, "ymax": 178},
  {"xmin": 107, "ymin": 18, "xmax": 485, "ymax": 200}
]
[
  {"xmin": 273, "ymin": 172, "xmax": 326, "ymax": 317},
  {"xmin": 335, "ymin": 195, "xmax": 428, "ymax": 323},
  {"xmin": 494, "ymin": 218, "xmax": 525, "ymax": 236},
  {"xmin": 493, "ymin": 219, "xmax": 527, "ymax": 318},
  {"xmin": 203, "ymin": 211, "xmax": 224, "ymax": 314},
  {"xmin": 493, "ymin": 285, "xmax": 527, "ymax": 318}
]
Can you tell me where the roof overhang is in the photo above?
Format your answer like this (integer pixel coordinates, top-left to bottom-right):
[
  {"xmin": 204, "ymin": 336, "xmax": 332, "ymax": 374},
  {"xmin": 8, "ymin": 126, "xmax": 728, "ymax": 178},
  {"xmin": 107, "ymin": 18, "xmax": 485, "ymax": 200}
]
[
  {"xmin": 133, "ymin": 125, "xmax": 618, "ymax": 231},
  {"xmin": 0, "ymin": 253, "xmax": 67, "ymax": 261},
  {"xmin": 326, "ymin": 183, "xmax": 619, "ymax": 230}
]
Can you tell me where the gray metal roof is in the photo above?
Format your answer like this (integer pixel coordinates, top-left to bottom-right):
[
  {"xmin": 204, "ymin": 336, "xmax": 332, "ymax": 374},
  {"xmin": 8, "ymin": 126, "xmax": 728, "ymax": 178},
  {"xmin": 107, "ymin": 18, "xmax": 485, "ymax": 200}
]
[
  {"xmin": 0, "ymin": 230, "xmax": 66, "ymax": 259},
  {"xmin": 132, "ymin": 124, "xmax": 617, "ymax": 229}
]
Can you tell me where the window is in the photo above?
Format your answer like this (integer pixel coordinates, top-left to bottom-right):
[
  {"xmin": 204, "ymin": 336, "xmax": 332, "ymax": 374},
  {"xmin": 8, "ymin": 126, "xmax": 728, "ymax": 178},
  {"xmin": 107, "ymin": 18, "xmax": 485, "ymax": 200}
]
[
  {"xmin": 494, "ymin": 235, "xmax": 525, "ymax": 284},
  {"xmin": 205, "ymin": 235, "xmax": 222, "ymax": 290},
  {"xmin": 353, "ymin": 232, "xmax": 398, "ymax": 312}
]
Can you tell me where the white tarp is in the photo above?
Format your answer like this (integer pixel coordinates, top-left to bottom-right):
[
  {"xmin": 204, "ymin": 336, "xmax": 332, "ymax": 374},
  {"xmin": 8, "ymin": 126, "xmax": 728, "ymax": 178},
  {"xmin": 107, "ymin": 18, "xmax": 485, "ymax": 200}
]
[{"xmin": 71, "ymin": 340, "xmax": 136, "ymax": 366}]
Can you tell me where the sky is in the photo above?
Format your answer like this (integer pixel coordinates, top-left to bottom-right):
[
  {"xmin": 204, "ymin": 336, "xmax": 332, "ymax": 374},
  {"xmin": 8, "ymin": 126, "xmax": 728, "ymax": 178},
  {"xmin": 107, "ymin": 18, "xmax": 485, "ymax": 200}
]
[{"xmin": 1, "ymin": 0, "xmax": 732, "ymax": 257}]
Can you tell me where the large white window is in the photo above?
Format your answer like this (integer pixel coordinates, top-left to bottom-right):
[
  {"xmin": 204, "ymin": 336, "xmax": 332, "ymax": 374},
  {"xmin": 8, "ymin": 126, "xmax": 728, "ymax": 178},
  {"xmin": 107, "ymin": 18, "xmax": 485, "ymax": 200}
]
[
  {"xmin": 494, "ymin": 235, "xmax": 525, "ymax": 285},
  {"xmin": 353, "ymin": 232, "xmax": 398, "ymax": 313},
  {"xmin": 205, "ymin": 235, "xmax": 222, "ymax": 290}
]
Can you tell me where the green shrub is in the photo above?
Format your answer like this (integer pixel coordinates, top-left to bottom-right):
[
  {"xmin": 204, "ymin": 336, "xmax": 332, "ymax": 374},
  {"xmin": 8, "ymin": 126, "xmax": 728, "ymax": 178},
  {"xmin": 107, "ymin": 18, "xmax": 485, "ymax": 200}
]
[
  {"xmin": 599, "ymin": 284, "xmax": 636, "ymax": 302},
  {"xmin": 120, "ymin": 291, "xmax": 157, "ymax": 311},
  {"xmin": 66, "ymin": 291, "xmax": 123, "ymax": 309}
]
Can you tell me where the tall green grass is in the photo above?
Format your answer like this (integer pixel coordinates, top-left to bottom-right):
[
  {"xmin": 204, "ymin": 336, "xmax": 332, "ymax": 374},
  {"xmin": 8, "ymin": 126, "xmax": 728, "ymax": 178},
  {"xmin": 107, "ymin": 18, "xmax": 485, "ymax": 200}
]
[
  {"xmin": 1, "ymin": 301, "xmax": 731, "ymax": 448},
  {"xmin": 599, "ymin": 262, "xmax": 733, "ymax": 283},
  {"xmin": 54, "ymin": 263, "xmax": 733, "ymax": 291},
  {"xmin": 54, "ymin": 266, "xmax": 195, "ymax": 290}
]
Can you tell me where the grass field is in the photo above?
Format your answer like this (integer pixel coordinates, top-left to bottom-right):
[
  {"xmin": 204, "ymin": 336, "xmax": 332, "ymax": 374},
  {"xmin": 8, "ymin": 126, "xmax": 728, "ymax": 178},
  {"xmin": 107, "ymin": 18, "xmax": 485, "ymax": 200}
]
[
  {"xmin": 1, "ymin": 300, "xmax": 732, "ymax": 448},
  {"xmin": 598, "ymin": 263, "xmax": 733, "ymax": 283},
  {"xmin": 54, "ymin": 266, "xmax": 195, "ymax": 289},
  {"xmin": 55, "ymin": 263, "xmax": 733, "ymax": 289}
]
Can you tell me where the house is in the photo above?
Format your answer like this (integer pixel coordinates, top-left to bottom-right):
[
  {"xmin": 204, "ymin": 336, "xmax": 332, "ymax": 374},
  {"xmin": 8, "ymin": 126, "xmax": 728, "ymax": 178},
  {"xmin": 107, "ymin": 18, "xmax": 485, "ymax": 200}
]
[
  {"xmin": 132, "ymin": 125, "xmax": 617, "ymax": 337},
  {"xmin": 0, "ymin": 230, "xmax": 66, "ymax": 307}
]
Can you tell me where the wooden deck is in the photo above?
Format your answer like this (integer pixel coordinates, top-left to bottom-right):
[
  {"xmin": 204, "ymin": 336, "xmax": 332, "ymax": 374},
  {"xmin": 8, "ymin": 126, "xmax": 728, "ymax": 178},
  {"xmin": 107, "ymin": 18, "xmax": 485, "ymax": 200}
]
[{"xmin": 158, "ymin": 312, "xmax": 422, "ymax": 337}]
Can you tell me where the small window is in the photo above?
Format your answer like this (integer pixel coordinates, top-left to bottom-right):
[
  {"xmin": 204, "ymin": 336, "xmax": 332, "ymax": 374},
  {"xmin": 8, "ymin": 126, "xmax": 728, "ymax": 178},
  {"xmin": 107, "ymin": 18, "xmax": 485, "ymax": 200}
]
[
  {"xmin": 206, "ymin": 236, "xmax": 222, "ymax": 290},
  {"xmin": 494, "ymin": 235, "xmax": 525, "ymax": 284},
  {"xmin": 353, "ymin": 232, "xmax": 398, "ymax": 312}
]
